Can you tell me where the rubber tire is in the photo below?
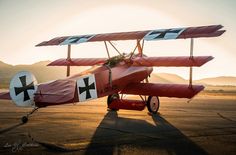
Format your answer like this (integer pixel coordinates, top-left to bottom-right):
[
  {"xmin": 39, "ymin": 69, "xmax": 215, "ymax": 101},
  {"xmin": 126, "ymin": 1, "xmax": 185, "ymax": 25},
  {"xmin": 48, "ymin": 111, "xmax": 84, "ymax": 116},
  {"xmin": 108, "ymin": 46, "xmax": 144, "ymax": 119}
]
[
  {"xmin": 107, "ymin": 94, "xmax": 119, "ymax": 111},
  {"xmin": 147, "ymin": 96, "xmax": 160, "ymax": 114},
  {"xmin": 21, "ymin": 116, "xmax": 28, "ymax": 124}
]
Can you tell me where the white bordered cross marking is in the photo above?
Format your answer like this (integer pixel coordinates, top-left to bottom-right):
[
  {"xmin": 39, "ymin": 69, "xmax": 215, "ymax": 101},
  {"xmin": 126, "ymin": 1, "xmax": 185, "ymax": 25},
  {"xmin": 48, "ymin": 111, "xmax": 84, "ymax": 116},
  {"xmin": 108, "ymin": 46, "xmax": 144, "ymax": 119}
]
[
  {"xmin": 77, "ymin": 74, "xmax": 98, "ymax": 102},
  {"xmin": 144, "ymin": 28, "xmax": 185, "ymax": 41},
  {"xmin": 60, "ymin": 34, "xmax": 95, "ymax": 45}
]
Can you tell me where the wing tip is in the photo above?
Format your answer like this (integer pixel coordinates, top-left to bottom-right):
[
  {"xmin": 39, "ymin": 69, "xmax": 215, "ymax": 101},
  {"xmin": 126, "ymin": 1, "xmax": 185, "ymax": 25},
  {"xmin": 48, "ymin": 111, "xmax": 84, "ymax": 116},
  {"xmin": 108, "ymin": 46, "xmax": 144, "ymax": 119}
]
[
  {"xmin": 197, "ymin": 56, "xmax": 214, "ymax": 67},
  {"xmin": 189, "ymin": 84, "xmax": 205, "ymax": 99}
]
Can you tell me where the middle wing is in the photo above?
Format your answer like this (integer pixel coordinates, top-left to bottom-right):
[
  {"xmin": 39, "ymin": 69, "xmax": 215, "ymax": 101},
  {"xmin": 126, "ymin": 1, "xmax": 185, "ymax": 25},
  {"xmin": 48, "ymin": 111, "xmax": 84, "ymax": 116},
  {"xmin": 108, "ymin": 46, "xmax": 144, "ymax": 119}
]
[
  {"xmin": 48, "ymin": 58, "xmax": 107, "ymax": 66},
  {"xmin": 121, "ymin": 83, "xmax": 204, "ymax": 99},
  {"xmin": 48, "ymin": 56, "xmax": 213, "ymax": 67},
  {"xmin": 132, "ymin": 56, "xmax": 213, "ymax": 67}
]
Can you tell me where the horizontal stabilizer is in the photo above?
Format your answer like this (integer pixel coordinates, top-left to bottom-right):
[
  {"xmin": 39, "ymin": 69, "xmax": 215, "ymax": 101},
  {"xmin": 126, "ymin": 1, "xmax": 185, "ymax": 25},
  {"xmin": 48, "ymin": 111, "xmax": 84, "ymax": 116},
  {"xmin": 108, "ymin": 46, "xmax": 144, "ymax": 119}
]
[
  {"xmin": 121, "ymin": 83, "xmax": 204, "ymax": 99},
  {"xmin": 132, "ymin": 56, "xmax": 213, "ymax": 67},
  {"xmin": 36, "ymin": 25, "xmax": 225, "ymax": 46},
  {"xmin": 48, "ymin": 58, "xmax": 107, "ymax": 66},
  {"xmin": 0, "ymin": 92, "xmax": 11, "ymax": 100}
]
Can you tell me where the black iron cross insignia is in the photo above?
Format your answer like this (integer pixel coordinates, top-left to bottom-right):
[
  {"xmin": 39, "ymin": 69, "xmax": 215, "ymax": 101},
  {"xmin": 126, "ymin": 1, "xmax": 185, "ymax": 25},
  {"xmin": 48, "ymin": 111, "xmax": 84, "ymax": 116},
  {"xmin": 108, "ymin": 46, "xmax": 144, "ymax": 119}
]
[
  {"xmin": 67, "ymin": 35, "xmax": 93, "ymax": 44},
  {"xmin": 79, "ymin": 77, "xmax": 95, "ymax": 99},
  {"xmin": 149, "ymin": 29, "xmax": 183, "ymax": 39},
  {"xmin": 14, "ymin": 75, "xmax": 35, "ymax": 101}
]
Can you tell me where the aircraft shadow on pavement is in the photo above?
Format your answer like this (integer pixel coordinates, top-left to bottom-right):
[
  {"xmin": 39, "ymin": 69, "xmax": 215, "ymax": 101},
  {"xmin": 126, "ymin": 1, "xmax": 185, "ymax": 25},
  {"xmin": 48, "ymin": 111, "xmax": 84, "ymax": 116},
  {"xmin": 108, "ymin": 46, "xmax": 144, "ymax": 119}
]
[{"xmin": 85, "ymin": 111, "xmax": 208, "ymax": 155}]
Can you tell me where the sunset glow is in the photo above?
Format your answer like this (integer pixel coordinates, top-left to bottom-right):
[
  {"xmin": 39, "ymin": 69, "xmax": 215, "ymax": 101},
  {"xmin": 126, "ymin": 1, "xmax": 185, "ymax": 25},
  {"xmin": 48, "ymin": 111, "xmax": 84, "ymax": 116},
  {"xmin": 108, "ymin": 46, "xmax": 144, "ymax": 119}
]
[{"xmin": 0, "ymin": 0, "xmax": 235, "ymax": 79}]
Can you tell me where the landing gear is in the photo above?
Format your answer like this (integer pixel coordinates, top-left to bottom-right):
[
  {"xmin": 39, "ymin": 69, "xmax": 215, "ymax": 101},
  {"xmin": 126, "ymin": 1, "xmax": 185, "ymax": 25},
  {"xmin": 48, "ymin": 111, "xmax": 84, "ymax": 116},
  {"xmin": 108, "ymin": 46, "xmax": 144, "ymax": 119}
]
[
  {"xmin": 21, "ymin": 116, "xmax": 28, "ymax": 124},
  {"xmin": 147, "ymin": 96, "xmax": 160, "ymax": 114},
  {"xmin": 21, "ymin": 107, "xmax": 39, "ymax": 124},
  {"xmin": 107, "ymin": 93, "xmax": 119, "ymax": 111}
]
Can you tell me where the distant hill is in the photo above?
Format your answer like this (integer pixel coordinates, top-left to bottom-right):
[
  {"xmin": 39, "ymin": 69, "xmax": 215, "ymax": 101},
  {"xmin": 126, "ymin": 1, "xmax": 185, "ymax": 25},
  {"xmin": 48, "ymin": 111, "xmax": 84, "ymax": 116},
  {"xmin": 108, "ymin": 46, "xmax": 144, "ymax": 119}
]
[
  {"xmin": 1, "ymin": 60, "xmax": 236, "ymax": 88},
  {"xmin": 0, "ymin": 61, "xmax": 12, "ymax": 68},
  {"xmin": 0, "ymin": 61, "xmax": 87, "ymax": 88},
  {"xmin": 149, "ymin": 73, "xmax": 187, "ymax": 84},
  {"xmin": 195, "ymin": 76, "xmax": 236, "ymax": 86},
  {"xmin": 150, "ymin": 73, "xmax": 236, "ymax": 86}
]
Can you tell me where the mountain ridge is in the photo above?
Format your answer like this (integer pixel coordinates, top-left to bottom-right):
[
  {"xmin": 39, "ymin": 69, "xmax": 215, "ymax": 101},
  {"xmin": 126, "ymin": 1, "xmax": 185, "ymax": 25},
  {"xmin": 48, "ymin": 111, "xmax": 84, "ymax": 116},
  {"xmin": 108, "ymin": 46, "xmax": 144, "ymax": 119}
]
[{"xmin": 1, "ymin": 60, "xmax": 236, "ymax": 87}]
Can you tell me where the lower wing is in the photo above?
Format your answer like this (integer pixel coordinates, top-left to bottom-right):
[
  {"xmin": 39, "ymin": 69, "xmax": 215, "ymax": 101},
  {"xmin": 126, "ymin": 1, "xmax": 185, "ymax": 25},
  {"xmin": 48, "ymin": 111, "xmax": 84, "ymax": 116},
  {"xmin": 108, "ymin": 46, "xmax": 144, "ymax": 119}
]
[{"xmin": 121, "ymin": 83, "xmax": 204, "ymax": 99}]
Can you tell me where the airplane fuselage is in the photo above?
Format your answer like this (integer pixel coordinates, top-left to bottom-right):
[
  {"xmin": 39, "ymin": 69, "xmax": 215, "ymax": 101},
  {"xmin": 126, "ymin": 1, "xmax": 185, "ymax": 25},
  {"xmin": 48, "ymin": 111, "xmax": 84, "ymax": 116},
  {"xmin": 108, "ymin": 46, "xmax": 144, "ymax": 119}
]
[
  {"xmin": 34, "ymin": 62, "xmax": 153, "ymax": 107},
  {"xmin": 70, "ymin": 63, "xmax": 153, "ymax": 98}
]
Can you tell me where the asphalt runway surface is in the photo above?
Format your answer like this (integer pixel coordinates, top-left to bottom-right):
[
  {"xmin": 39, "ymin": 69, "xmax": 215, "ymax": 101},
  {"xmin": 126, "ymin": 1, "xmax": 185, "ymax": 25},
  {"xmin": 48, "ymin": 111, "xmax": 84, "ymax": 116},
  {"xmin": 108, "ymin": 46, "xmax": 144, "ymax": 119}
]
[{"xmin": 0, "ymin": 95, "xmax": 236, "ymax": 155}]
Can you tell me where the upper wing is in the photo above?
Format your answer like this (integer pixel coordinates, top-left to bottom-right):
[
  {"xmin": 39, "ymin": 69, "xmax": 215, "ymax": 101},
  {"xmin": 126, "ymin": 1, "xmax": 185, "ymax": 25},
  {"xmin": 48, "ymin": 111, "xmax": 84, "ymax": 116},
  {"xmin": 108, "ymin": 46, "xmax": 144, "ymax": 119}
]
[
  {"xmin": 121, "ymin": 83, "xmax": 204, "ymax": 99},
  {"xmin": 132, "ymin": 56, "xmax": 213, "ymax": 67},
  {"xmin": 36, "ymin": 25, "xmax": 225, "ymax": 46},
  {"xmin": 48, "ymin": 58, "xmax": 107, "ymax": 66}
]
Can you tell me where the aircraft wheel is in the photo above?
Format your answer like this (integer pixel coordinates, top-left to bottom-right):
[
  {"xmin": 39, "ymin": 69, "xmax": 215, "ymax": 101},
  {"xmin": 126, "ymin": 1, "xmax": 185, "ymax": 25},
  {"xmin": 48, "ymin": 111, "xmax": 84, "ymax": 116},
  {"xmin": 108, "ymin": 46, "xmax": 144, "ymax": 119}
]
[
  {"xmin": 21, "ymin": 116, "xmax": 28, "ymax": 124},
  {"xmin": 107, "ymin": 94, "xmax": 119, "ymax": 111},
  {"xmin": 147, "ymin": 96, "xmax": 160, "ymax": 114}
]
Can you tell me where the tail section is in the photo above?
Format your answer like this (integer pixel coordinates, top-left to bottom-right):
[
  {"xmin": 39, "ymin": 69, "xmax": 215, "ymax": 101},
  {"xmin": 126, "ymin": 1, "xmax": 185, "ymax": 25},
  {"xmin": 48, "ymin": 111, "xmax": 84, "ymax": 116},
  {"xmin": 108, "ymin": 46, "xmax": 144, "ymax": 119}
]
[{"xmin": 0, "ymin": 71, "xmax": 38, "ymax": 107}]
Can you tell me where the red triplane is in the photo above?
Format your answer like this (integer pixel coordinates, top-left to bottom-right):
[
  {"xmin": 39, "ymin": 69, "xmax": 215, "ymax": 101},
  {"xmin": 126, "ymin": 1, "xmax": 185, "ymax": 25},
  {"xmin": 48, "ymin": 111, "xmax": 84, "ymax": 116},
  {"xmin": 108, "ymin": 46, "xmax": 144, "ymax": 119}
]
[{"xmin": 0, "ymin": 25, "xmax": 225, "ymax": 123}]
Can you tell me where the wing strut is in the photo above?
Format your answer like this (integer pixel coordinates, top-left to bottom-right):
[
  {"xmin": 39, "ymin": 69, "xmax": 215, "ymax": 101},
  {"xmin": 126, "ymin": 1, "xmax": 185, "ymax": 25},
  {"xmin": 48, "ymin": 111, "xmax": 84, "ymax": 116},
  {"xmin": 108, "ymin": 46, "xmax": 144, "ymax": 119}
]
[
  {"xmin": 104, "ymin": 41, "xmax": 111, "ymax": 59},
  {"xmin": 129, "ymin": 39, "xmax": 145, "ymax": 59},
  {"xmin": 136, "ymin": 39, "xmax": 145, "ymax": 57},
  {"xmin": 104, "ymin": 41, "xmax": 123, "ymax": 59},
  {"xmin": 108, "ymin": 41, "xmax": 122, "ymax": 56},
  {"xmin": 67, "ymin": 45, "xmax": 71, "ymax": 77},
  {"xmin": 189, "ymin": 38, "xmax": 194, "ymax": 88}
]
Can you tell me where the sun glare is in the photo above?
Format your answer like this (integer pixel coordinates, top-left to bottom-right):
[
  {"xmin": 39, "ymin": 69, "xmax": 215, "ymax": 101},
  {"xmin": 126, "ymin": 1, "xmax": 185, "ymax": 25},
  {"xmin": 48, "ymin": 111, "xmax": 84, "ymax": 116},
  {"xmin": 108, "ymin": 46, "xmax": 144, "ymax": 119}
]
[{"xmin": 1, "ymin": 4, "xmax": 232, "ymax": 79}]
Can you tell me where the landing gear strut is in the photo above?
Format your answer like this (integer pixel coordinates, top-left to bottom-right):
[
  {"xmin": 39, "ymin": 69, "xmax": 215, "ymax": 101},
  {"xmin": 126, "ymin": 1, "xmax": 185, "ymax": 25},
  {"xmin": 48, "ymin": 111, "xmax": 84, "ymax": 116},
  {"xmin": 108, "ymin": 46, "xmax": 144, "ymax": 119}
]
[
  {"xmin": 107, "ymin": 94, "xmax": 119, "ymax": 111},
  {"xmin": 21, "ymin": 107, "xmax": 39, "ymax": 124}
]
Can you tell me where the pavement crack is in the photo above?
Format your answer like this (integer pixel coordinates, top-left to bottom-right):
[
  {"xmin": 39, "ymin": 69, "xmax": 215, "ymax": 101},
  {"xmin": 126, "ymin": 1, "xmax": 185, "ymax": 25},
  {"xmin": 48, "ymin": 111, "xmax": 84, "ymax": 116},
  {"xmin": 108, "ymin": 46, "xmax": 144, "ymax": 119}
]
[
  {"xmin": 98, "ymin": 126, "xmax": 163, "ymax": 140},
  {"xmin": 0, "ymin": 122, "xmax": 24, "ymax": 134},
  {"xmin": 217, "ymin": 113, "xmax": 236, "ymax": 123}
]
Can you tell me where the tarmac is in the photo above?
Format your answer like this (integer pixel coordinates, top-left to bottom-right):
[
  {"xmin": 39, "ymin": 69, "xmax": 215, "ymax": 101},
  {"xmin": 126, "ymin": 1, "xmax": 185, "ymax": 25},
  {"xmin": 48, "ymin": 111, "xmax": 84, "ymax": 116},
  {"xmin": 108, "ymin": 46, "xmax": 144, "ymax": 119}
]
[{"xmin": 0, "ymin": 95, "xmax": 236, "ymax": 155}]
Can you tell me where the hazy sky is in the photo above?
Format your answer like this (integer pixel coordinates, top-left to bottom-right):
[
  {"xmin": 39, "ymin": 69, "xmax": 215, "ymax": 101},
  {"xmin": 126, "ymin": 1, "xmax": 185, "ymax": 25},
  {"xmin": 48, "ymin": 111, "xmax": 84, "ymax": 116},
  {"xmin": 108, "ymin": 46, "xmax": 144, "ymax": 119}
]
[{"xmin": 0, "ymin": 0, "xmax": 235, "ymax": 79}]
